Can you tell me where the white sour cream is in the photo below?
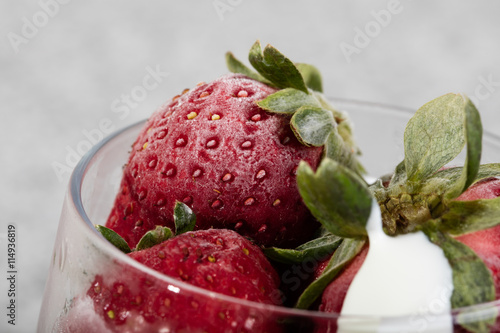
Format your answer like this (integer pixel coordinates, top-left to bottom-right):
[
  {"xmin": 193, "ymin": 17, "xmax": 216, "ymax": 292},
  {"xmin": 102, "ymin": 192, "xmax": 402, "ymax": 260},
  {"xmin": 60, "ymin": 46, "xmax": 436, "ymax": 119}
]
[{"xmin": 339, "ymin": 199, "xmax": 454, "ymax": 333}]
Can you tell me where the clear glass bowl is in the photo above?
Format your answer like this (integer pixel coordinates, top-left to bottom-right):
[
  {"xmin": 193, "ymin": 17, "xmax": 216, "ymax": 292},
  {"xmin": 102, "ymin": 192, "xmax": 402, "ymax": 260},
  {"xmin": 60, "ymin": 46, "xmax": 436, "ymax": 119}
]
[{"xmin": 38, "ymin": 99, "xmax": 500, "ymax": 332}]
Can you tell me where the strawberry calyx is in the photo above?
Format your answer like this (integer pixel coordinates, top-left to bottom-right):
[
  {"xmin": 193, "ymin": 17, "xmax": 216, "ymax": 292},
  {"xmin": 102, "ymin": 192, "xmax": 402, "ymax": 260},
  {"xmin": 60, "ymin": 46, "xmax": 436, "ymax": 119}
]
[
  {"xmin": 227, "ymin": 40, "xmax": 364, "ymax": 175},
  {"xmin": 96, "ymin": 201, "xmax": 195, "ymax": 253},
  {"xmin": 372, "ymin": 93, "xmax": 500, "ymax": 238}
]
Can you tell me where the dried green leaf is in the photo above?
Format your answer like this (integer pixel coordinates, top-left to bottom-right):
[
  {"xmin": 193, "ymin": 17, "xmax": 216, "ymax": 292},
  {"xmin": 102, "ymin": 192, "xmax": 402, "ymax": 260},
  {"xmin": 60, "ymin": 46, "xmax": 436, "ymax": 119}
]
[
  {"xmin": 440, "ymin": 196, "xmax": 500, "ymax": 235},
  {"xmin": 263, "ymin": 233, "xmax": 342, "ymax": 264},
  {"xmin": 174, "ymin": 201, "xmax": 196, "ymax": 235},
  {"xmin": 225, "ymin": 51, "xmax": 271, "ymax": 84},
  {"xmin": 295, "ymin": 238, "xmax": 366, "ymax": 309},
  {"xmin": 135, "ymin": 226, "xmax": 173, "ymax": 251},
  {"xmin": 323, "ymin": 128, "xmax": 363, "ymax": 175},
  {"xmin": 95, "ymin": 225, "xmax": 131, "ymax": 254},
  {"xmin": 417, "ymin": 164, "xmax": 500, "ymax": 204},
  {"xmin": 297, "ymin": 159, "xmax": 372, "ymax": 238},
  {"xmin": 291, "ymin": 106, "xmax": 335, "ymax": 147},
  {"xmin": 256, "ymin": 88, "xmax": 320, "ymax": 114},
  {"xmin": 404, "ymin": 93, "xmax": 469, "ymax": 186},
  {"xmin": 249, "ymin": 40, "xmax": 308, "ymax": 93},
  {"xmin": 444, "ymin": 97, "xmax": 482, "ymax": 199},
  {"xmin": 295, "ymin": 63, "xmax": 323, "ymax": 92},
  {"xmin": 389, "ymin": 160, "xmax": 407, "ymax": 187}
]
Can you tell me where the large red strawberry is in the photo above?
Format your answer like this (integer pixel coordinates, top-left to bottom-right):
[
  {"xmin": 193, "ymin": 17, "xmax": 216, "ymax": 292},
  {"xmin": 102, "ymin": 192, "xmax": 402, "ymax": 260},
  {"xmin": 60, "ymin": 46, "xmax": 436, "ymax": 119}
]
[
  {"xmin": 106, "ymin": 41, "xmax": 363, "ymax": 249},
  {"xmin": 281, "ymin": 93, "xmax": 500, "ymax": 332},
  {"xmin": 83, "ymin": 228, "xmax": 282, "ymax": 332}
]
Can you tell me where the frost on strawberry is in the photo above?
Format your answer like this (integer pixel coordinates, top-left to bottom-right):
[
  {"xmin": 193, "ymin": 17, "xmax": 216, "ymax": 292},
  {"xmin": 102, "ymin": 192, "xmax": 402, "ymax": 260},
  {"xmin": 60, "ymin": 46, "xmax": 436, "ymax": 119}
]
[
  {"xmin": 85, "ymin": 226, "xmax": 283, "ymax": 332},
  {"xmin": 105, "ymin": 40, "xmax": 363, "ymax": 249}
]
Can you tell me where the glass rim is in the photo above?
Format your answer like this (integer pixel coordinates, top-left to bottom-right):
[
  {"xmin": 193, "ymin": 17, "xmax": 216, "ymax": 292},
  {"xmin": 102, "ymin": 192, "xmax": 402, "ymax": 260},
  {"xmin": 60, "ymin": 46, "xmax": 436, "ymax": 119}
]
[{"xmin": 68, "ymin": 97, "xmax": 500, "ymax": 323}]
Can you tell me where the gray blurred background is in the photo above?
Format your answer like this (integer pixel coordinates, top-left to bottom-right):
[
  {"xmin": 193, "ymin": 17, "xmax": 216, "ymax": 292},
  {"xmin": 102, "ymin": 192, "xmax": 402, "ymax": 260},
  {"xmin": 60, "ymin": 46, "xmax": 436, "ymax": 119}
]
[{"xmin": 1, "ymin": 1, "xmax": 500, "ymax": 332}]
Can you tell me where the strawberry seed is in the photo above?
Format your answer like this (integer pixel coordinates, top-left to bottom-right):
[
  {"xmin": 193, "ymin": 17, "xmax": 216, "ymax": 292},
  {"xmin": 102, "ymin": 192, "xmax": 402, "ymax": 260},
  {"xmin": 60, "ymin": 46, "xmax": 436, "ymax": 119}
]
[
  {"xmin": 148, "ymin": 159, "xmax": 157, "ymax": 169},
  {"xmin": 156, "ymin": 130, "xmax": 167, "ymax": 139},
  {"xmin": 211, "ymin": 199, "xmax": 223, "ymax": 209},
  {"xmin": 175, "ymin": 137, "xmax": 187, "ymax": 147},
  {"xmin": 251, "ymin": 114, "xmax": 261, "ymax": 122},
  {"xmin": 241, "ymin": 140, "xmax": 253, "ymax": 149},
  {"xmin": 107, "ymin": 310, "xmax": 115, "ymax": 320},
  {"xmin": 256, "ymin": 169, "xmax": 266, "ymax": 179},
  {"xmin": 244, "ymin": 197, "xmax": 256, "ymax": 206},
  {"xmin": 234, "ymin": 221, "xmax": 244, "ymax": 230},
  {"xmin": 206, "ymin": 139, "xmax": 218, "ymax": 149},
  {"xmin": 182, "ymin": 196, "xmax": 193, "ymax": 205},
  {"xmin": 222, "ymin": 173, "xmax": 233, "ymax": 182},
  {"xmin": 237, "ymin": 90, "xmax": 248, "ymax": 97}
]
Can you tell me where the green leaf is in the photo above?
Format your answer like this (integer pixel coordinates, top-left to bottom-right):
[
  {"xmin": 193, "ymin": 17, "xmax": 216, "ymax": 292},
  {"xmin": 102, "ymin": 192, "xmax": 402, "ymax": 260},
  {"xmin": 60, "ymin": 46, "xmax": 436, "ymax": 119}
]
[
  {"xmin": 135, "ymin": 225, "xmax": 173, "ymax": 251},
  {"xmin": 95, "ymin": 225, "xmax": 131, "ymax": 254},
  {"xmin": 424, "ymin": 228, "xmax": 496, "ymax": 332},
  {"xmin": 404, "ymin": 93, "xmax": 470, "ymax": 186},
  {"xmin": 444, "ymin": 97, "xmax": 483, "ymax": 199},
  {"xmin": 225, "ymin": 51, "xmax": 271, "ymax": 84},
  {"xmin": 295, "ymin": 238, "xmax": 366, "ymax": 309},
  {"xmin": 419, "ymin": 164, "xmax": 500, "ymax": 200},
  {"xmin": 248, "ymin": 40, "xmax": 308, "ymax": 93},
  {"xmin": 474, "ymin": 163, "xmax": 500, "ymax": 180},
  {"xmin": 174, "ymin": 201, "xmax": 196, "ymax": 235},
  {"xmin": 297, "ymin": 159, "xmax": 373, "ymax": 238},
  {"xmin": 263, "ymin": 232, "xmax": 342, "ymax": 264},
  {"xmin": 389, "ymin": 160, "xmax": 407, "ymax": 187},
  {"xmin": 433, "ymin": 164, "xmax": 500, "ymax": 184},
  {"xmin": 323, "ymin": 127, "xmax": 364, "ymax": 175},
  {"xmin": 440, "ymin": 196, "xmax": 500, "ymax": 235},
  {"xmin": 295, "ymin": 63, "xmax": 323, "ymax": 92},
  {"xmin": 291, "ymin": 106, "xmax": 335, "ymax": 147},
  {"xmin": 256, "ymin": 88, "xmax": 321, "ymax": 114},
  {"xmin": 323, "ymin": 128, "xmax": 349, "ymax": 163}
]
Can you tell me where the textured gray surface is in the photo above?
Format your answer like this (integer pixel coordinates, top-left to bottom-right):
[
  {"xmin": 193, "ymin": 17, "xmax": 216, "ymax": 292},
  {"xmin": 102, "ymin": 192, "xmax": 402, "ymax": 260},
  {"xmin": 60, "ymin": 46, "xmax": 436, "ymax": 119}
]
[{"xmin": 1, "ymin": 1, "xmax": 500, "ymax": 332}]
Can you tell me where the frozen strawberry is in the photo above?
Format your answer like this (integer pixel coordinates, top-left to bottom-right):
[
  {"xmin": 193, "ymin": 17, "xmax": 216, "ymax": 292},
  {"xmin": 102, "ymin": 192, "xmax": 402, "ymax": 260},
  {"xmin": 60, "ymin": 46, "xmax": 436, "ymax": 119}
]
[
  {"xmin": 287, "ymin": 94, "xmax": 500, "ymax": 332},
  {"xmin": 87, "ymin": 228, "xmax": 282, "ymax": 332},
  {"xmin": 106, "ymin": 41, "xmax": 362, "ymax": 248},
  {"xmin": 314, "ymin": 179, "xmax": 500, "ymax": 315},
  {"xmin": 105, "ymin": 73, "xmax": 322, "ymax": 248}
]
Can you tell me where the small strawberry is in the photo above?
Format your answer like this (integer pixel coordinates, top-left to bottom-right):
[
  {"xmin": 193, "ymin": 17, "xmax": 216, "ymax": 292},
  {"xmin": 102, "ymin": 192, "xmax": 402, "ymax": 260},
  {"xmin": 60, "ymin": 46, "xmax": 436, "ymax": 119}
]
[
  {"xmin": 267, "ymin": 93, "xmax": 500, "ymax": 332},
  {"xmin": 85, "ymin": 209, "xmax": 283, "ymax": 333},
  {"xmin": 317, "ymin": 178, "xmax": 500, "ymax": 318},
  {"xmin": 106, "ymin": 40, "xmax": 362, "ymax": 248}
]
